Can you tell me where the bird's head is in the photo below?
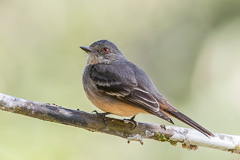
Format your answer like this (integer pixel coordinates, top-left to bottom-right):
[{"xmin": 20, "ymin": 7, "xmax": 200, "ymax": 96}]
[{"xmin": 80, "ymin": 40, "xmax": 125, "ymax": 65}]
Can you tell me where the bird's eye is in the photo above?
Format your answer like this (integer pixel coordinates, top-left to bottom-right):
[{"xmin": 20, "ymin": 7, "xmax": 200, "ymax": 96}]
[{"xmin": 103, "ymin": 48, "xmax": 109, "ymax": 53}]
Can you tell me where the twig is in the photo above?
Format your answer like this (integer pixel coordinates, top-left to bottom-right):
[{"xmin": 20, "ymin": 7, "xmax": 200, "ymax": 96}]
[{"xmin": 0, "ymin": 93, "xmax": 239, "ymax": 154}]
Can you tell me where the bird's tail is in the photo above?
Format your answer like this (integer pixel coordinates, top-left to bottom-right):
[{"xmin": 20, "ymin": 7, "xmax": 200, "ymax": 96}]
[{"xmin": 162, "ymin": 109, "xmax": 214, "ymax": 137}]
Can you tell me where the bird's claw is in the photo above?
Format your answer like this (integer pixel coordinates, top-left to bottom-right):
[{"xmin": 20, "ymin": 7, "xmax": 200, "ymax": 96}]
[
  {"xmin": 92, "ymin": 110, "xmax": 110, "ymax": 126},
  {"xmin": 124, "ymin": 115, "xmax": 137, "ymax": 129}
]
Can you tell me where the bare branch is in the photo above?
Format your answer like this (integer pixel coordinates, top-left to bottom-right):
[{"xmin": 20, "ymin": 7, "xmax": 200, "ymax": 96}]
[{"xmin": 0, "ymin": 93, "xmax": 239, "ymax": 154}]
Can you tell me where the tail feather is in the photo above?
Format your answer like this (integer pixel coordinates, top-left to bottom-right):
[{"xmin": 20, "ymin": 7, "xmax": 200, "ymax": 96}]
[{"xmin": 163, "ymin": 110, "xmax": 214, "ymax": 137}]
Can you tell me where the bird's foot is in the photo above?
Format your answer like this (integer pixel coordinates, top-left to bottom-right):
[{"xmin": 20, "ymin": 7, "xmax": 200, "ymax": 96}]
[
  {"xmin": 92, "ymin": 110, "xmax": 110, "ymax": 126},
  {"xmin": 123, "ymin": 115, "xmax": 137, "ymax": 130}
]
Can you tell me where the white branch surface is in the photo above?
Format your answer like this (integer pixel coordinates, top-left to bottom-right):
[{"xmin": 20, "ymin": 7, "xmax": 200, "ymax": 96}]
[{"xmin": 0, "ymin": 93, "xmax": 239, "ymax": 154}]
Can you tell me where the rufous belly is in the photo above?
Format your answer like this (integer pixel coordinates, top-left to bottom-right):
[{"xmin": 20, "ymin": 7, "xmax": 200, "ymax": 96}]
[{"xmin": 90, "ymin": 99, "xmax": 147, "ymax": 117}]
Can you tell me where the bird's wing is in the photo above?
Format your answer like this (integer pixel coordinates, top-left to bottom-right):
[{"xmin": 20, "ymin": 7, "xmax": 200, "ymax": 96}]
[{"xmin": 89, "ymin": 63, "xmax": 172, "ymax": 122}]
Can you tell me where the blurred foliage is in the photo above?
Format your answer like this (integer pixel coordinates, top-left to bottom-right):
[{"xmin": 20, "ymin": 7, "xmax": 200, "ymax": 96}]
[{"xmin": 0, "ymin": 0, "xmax": 240, "ymax": 160}]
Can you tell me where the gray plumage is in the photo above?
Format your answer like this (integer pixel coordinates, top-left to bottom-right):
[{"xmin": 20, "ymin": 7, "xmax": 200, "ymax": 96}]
[{"xmin": 80, "ymin": 40, "xmax": 214, "ymax": 137}]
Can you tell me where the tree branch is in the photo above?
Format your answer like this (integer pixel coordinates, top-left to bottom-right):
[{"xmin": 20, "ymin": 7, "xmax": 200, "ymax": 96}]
[{"xmin": 0, "ymin": 93, "xmax": 239, "ymax": 154}]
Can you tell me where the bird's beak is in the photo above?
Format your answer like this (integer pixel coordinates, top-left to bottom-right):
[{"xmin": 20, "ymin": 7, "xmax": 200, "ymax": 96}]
[{"xmin": 80, "ymin": 46, "xmax": 92, "ymax": 53}]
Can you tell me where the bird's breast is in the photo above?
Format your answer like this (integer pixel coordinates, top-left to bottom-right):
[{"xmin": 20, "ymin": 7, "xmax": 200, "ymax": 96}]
[{"xmin": 82, "ymin": 66, "xmax": 147, "ymax": 117}]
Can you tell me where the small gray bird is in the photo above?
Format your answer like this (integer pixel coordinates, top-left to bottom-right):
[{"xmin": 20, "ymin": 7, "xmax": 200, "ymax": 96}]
[{"xmin": 80, "ymin": 40, "xmax": 214, "ymax": 137}]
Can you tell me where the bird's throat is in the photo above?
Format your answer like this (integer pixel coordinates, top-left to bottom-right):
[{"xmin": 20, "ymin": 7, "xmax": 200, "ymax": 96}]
[{"xmin": 87, "ymin": 55, "xmax": 111, "ymax": 65}]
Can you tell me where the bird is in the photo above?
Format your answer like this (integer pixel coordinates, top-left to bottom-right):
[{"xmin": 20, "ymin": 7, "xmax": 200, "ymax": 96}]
[{"xmin": 80, "ymin": 39, "xmax": 214, "ymax": 137}]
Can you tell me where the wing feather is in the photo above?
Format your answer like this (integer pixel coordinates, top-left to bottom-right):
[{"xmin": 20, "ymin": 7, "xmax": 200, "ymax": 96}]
[{"xmin": 89, "ymin": 63, "xmax": 160, "ymax": 112}]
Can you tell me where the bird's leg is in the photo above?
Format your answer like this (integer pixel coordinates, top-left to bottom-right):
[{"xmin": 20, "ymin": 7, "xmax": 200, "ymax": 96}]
[
  {"xmin": 92, "ymin": 110, "xmax": 110, "ymax": 126},
  {"xmin": 123, "ymin": 115, "xmax": 137, "ymax": 129}
]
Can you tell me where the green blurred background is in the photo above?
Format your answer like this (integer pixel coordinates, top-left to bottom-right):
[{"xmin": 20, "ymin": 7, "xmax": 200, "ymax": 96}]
[{"xmin": 0, "ymin": 0, "xmax": 240, "ymax": 159}]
